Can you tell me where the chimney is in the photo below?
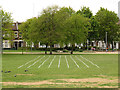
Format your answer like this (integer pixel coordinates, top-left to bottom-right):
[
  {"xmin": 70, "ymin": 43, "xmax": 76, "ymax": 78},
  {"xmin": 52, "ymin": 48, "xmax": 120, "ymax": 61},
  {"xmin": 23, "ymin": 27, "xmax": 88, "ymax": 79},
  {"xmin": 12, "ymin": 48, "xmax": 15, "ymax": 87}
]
[
  {"xmin": 16, "ymin": 21, "xmax": 18, "ymax": 30},
  {"xmin": 118, "ymin": 1, "xmax": 120, "ymax": 19}
]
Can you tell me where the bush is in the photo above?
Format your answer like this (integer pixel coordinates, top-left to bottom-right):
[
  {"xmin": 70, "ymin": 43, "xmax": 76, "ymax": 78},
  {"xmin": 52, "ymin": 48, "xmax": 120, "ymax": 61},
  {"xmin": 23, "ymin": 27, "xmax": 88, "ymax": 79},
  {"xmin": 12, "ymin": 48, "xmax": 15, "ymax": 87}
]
[
  {"xmin": 63, "ymin": 49, "xmax": 69, "ymax": 52},
  {"xmin": 79, "ymin": 49, "xmax": 83, "ymax": 52}
]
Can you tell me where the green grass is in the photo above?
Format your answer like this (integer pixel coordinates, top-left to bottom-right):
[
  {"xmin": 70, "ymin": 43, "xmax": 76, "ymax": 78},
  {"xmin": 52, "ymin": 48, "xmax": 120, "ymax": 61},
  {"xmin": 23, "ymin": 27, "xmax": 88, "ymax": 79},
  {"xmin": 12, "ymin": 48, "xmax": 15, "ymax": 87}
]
[{"xmin": 2, "ymin": 54, "xmax": 118, "ymax": 88}]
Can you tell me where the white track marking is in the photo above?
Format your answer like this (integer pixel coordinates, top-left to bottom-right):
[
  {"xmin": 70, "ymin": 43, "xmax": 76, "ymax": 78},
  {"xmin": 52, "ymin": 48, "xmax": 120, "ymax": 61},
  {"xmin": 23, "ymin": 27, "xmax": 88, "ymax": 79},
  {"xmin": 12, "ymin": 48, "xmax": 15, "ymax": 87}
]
[
  {"xmin": 27, "ymin": 56, "xmax": 45, "ymax": 68},
  {"xmin": 80, "ymin": 55, "xmax": 100, "ymax": 68},
  {"xmin": 58, "ymin": 56, "xmax": 61, "ymax": 68},
  {"xmin": 18, "ymin": 56, "xmax": 40, "ymax": 69},
  {"xmin": 48, "ymin": 56, "xmax": 56, "ymax": 68},
  {"xmin": 75, "ymin": 56, "xmax": 89, "ymax": 68},
  {"xmin": 38, "ymin": 56, "xmax": 50, "ymax": 68},
  {"xmin": 65, "ymin": 56, "xmax": 69, "ymax": 68},
  {"xmin": 70, "ymin": 56, "xmax": 79, "ymax": 68}
]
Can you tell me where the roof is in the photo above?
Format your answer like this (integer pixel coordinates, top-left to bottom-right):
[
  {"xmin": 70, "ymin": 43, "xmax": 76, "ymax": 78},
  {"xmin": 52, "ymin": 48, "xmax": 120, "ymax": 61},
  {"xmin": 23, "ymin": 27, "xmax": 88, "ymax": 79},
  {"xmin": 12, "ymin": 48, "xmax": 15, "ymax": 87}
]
[{"xmin": 12, "ymin": 22, "xmax": 22, "ymax": 31}]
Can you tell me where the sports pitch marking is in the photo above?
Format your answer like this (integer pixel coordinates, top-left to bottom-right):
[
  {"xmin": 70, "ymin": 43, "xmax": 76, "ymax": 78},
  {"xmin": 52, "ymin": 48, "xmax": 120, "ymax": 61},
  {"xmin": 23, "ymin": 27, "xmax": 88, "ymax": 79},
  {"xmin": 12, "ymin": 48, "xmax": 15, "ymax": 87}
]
[
  {"xmin": 18, "ymin": 56, "xmax": 40, "ymax": 69},
  {"xmin": 75, "ymin": 56, "xmax": 89, "ymax": 68},
  {"xmin": 70, "ymin": 56, "xmax": 79, "ymax": 68},
  {"xmin": 48, "ymin": 56, "xmax": 56, "ymax": 68},
  {"xmin": 38, "ymin": 56, "xmax": 50, "ymax": 68},
  {"xmin": 65, "ymin": 56, "xmax": 69, "ymax": 68},
  {"xmin": 80, "ymin": 55, "xmax": 100, "ymax": 68},
  {"xmin": 27, "ymin": 56, "xmax": 45, "ymax": 68},
  {"xmin": 17, "ymin": 55, "xmax": 100, "ymax": 69},
  {"xmin": 58, "ymin": 56, "xmax": 61, "ymax": 68}
]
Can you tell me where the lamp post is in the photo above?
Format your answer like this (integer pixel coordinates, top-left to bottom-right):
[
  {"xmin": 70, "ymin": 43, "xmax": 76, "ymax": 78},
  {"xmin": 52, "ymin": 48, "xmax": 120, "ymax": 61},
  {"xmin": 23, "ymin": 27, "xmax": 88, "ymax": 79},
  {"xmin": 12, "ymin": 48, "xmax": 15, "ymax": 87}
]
[
  {"xmin": 0, "ymin": 11, "xmax": 2, "ymax": 54},
  {"xmin": 106, "ymin": 32, "xmax": 107, "ymax": 52}
]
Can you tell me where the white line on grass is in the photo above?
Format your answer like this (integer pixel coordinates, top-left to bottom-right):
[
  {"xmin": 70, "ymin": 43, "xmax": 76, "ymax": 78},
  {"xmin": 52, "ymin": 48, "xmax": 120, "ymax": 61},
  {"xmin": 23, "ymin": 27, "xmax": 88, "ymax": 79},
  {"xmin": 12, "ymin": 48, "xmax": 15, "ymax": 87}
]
[
  {"xmin": 75, "ymin": 56, "xmax": 89, "ymax": 68},
  {"xmin": 70, "ymin": 56, "xmax": 79, "ymax": 68},
  {"xmin": 27, "ymin": 56, "xmax": 45, "ymax": 68},
  {"xmin": 58, "ymin": 55, "xmax": 61, "ymax": 68},
  {"xmin": 65, "ymin": 56, "xmax": 69, "ymax": 68},
  {"xmin": 80, "ymin": 55, "xmax": 100, "ymax": 68},
  {"xmin": 18, "ymin": 56, "xmax": 40, "ymax": 69},
  {"xmin": 48, "ymin": 56, "xmax": 56, "ymax": 68},
  {"xmin": 38, "ymin": 56, "xmax": 50, "ymax": 68}
]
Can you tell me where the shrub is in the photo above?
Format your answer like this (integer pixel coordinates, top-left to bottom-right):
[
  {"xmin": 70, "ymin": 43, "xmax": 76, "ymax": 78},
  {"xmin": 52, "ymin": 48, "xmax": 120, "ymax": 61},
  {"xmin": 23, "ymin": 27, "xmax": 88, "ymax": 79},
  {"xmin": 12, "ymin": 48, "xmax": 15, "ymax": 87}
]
[
  {"xmin": 79, "ymin": 49, "xmax": 83, "ymax": 52},
  {"xmin": 63, "ymin": 49, "xmax": 69, "ymax": 52}
]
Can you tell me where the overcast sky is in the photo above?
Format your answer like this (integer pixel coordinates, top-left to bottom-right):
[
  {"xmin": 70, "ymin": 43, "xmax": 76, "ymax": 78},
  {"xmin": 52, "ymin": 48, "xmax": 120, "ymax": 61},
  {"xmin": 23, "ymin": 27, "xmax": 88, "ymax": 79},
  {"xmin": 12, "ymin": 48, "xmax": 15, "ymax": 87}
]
[{"xmin": 0, "ymin": 0, "xmax": 120, "ymax": 22}]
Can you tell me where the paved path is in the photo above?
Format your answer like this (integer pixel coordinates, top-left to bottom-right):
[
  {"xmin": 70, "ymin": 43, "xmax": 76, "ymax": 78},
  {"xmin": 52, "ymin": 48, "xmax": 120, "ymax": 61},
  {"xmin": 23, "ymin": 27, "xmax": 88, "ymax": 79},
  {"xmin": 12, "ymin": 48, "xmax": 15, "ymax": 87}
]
[{"xmin": 3, "ymin": 51, "xmax": 119, "ymax": 54}]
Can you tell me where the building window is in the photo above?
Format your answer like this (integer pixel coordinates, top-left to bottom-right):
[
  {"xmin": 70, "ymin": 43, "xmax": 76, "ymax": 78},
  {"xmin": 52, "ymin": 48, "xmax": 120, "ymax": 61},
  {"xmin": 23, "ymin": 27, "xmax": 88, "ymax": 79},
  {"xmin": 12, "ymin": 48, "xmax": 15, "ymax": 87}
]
[
  {"xmin": 5, "ymin": 41, "xmax": 8, "ymax": 48},
  {"xmin": 12, "ymin": 24, "xmax": 15, "ymax": 27},
  {"xmin": 14, "ymin": 31, "xmax": 18, "ymax": 38}
]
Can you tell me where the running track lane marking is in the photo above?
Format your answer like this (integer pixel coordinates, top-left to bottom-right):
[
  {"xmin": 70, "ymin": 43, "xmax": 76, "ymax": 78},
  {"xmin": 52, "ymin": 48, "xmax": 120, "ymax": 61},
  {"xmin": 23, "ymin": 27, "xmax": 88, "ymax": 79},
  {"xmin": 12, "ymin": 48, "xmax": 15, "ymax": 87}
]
[
  {"xmin": 75, "ymin": 56, "xmax": 89, "ymax": 68},
  {"xmin": 38, "ymin": 56, "xmax": 50, "ymax": 68},
  {"xmin": 18, "ymin": 56, "xmax": 40, "ymax": 69},
  {"xmin": 65, "ymin": 56, "xmax": 69, "ymax": 68},
  {"xmin": 48, "ymin": 56, "xmax": 56, "ymax": 68},
  {"xmin": 80, "ymin": 55, "xmax": 100, "ymax": 68},
  {"xmin": 58, "ymin": 55, "xmax": 61, "ymax": 68},
  {"xmin": 70, "ymin": 56, "xmax": 79, "ymax": 68},
  {"xmin": 27, "ymin": 56, "xmax": 45, "ymax": 68}
]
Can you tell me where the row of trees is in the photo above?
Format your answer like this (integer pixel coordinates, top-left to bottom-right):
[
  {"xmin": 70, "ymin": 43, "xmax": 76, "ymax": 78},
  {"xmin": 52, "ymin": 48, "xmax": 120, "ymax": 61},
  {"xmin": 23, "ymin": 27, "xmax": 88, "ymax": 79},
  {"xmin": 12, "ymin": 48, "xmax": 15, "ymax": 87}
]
[
  {"xmin": 1, "ymin": 6, "xmax": 120, "ymax": 54},
  {"xmin": 20, "ymin": 5, "xmax": 120, "ymax": 54}
]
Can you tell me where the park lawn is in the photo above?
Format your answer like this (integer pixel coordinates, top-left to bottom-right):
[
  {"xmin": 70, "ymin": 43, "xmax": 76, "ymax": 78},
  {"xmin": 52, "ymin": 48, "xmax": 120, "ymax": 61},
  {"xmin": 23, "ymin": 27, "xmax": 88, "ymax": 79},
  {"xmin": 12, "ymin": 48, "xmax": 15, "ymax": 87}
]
[{"xmin": 2, "ymin": 54, "xmax": 118, "ymax": 88}]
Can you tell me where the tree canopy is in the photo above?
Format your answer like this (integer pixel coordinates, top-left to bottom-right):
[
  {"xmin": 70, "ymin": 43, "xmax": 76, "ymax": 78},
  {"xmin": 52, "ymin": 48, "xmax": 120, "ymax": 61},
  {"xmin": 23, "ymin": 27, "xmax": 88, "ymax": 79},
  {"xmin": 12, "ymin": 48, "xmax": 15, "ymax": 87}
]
[
  {"xmin": 95, "ymin": 7, "xmax": 119, "ymax": 46},
  {"xmin": 19, "ymin": 6, "xmax": 120, "ymax": 53},
  {"xmin": 0, "ymin": 7, "xmax": 13, "ymax": 44},
  {"xmin": 64, "ymin": 13, "xmax": 90, "ymax": 54}
]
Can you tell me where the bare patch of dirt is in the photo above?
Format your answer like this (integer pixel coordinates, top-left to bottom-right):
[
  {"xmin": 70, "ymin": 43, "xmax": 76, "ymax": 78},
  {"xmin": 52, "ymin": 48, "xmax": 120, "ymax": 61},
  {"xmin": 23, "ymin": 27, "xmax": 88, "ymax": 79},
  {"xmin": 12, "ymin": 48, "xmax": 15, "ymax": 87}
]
[
  {"xmin": 1, "ymin": 78, "xmax": 118, "ymax": 88},
  {"xmin": 2, "ymin": 80, "xmax": 53, "ymax": 85},
  {"xmin": 58, "ymin": 78, "xmax": 118, "ymax": 83}
]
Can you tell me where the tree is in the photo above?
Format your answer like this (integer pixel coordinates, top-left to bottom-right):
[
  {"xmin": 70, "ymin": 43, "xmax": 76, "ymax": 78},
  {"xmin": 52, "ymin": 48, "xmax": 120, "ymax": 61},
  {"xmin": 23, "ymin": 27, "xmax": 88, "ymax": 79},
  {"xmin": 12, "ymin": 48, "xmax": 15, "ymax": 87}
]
[
  {"xmin": 33, "ymin": 14, "xmax": 49, "ymax": 54},
  {"xmin": 76, "ymin": 6, "xmax": 93, "ymax": 18},
  {"xmin": 88, "ymin": 16, "xmax": 100, "ymax": 43},
  {"xmin": 37, "ymin": 5, "xmax": 61, "ymax": 54},
  {"xmin": 0, "ymin": 7, "xmax": 13, "ymax": 48},
  {"xmin": 95, "ymin": 7, "xmax": 119, "ymax": 49},
  {"xmin": 64, "ymin": 13, "xmax": 90, "ymax": 54},
  {"xmin": 19, "ymin": 18, "xmax": 37, "ymax": 51},
  {"xmin": 0, "ymin": 7, "xmax": 13, "ymax": 40},
  {"xmin": 77, "ymin": 7, "xmax": 93, "ymax": 49},
  {"xmin": 55, "ymin": 6, "xmax": 75, "ymax": 48}
]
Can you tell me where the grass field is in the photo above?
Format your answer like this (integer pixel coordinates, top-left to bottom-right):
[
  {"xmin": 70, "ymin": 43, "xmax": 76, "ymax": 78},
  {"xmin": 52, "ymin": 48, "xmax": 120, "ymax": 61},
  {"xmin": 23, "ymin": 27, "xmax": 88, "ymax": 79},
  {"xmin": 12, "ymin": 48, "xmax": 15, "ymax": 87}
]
[{"xmin": 2, "ymin": 54, "xmax": 118, "ymax": 88}]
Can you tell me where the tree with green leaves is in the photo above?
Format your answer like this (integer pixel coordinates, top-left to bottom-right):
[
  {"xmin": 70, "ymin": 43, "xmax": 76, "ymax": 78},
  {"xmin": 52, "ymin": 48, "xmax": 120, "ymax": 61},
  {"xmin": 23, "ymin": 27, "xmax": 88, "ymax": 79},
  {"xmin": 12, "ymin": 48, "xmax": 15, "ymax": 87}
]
[
  {"xmin": 88, "ymin": 16, "xmax": 100, "ymax": 43},
  {"xmin": 95, "ymin": 7, "xmax": 119, "ymax": 49},
  {"xmin": 64, "ymin": 13, "xmax": 90, "ymax": 54},
  {"xmin": 33, "ymin": 14, "xmax": 49, "ymax": 54},
  {"xmin": 76, "ymin": 6, "xmax": 93, "ymax": 18},
  {"xmin": 0, "ymin": 7, "xmax": 13, "ymax": 47},
  {"xmin": 77, "ymin": 7, "xmax": 93, "ymax": 49},
  {"xmin": 36, "ymin": 5, "xmax": 62, "ymax": 54},
  {"xmin": 55, "ymin": 6, "xmax": 75, "ymax": 48},
  {"xmin": 19, "ymin": 18, "xmax": 37, "ymax": 51}
]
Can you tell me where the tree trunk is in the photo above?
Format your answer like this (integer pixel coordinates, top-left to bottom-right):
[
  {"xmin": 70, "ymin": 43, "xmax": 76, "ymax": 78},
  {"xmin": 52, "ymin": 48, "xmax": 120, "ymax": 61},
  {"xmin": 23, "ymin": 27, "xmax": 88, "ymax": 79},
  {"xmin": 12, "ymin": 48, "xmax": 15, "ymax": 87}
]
[
  {"xmin": 71, "ymin": 45, "xmax": 74, "ymax": 54},
  {"xmin": 112, "ymin": 41, "xmax": 114, "ymax": 50},
  {"xmin": 83, "ymin": 42, "xmax": 86, "ymax": 50},
  {"xmin": 50, "ymin": 45, "xmax": 52, "ymax": 54},
  {"xmin": 31, "ymin": 42, "xmax": 32, "ymax": 51},
  {"xmin": 45, "ymin": 43, "xmax": 48, "ymax": 54}
]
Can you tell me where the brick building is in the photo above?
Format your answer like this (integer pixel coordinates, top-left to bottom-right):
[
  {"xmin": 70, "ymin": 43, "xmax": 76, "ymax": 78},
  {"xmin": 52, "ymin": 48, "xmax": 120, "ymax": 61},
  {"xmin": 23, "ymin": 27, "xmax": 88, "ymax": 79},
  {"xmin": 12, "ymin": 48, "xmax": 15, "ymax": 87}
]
[{"xmin": 3, "ymin": 22, "xmax": 23, "ymax": 49}]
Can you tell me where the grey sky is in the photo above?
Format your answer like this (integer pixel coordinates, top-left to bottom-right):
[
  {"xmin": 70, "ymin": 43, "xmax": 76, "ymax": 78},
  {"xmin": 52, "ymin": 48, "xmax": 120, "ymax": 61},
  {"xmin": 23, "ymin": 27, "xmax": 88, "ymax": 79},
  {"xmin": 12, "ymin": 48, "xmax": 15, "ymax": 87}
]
[{"xmin": 0, "ymin": 0, "xmax": 119, "ymax": 22}]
